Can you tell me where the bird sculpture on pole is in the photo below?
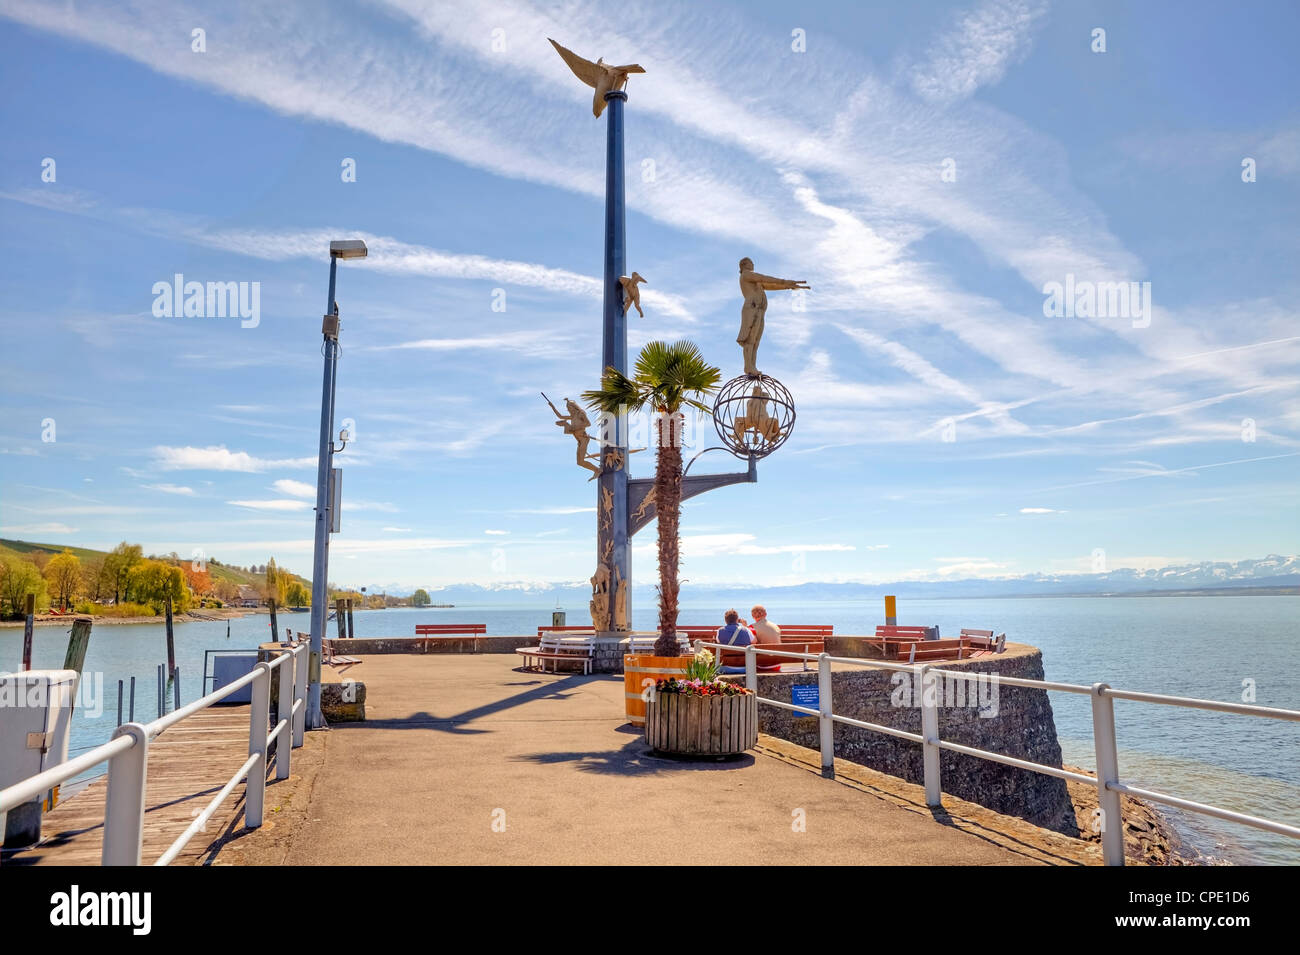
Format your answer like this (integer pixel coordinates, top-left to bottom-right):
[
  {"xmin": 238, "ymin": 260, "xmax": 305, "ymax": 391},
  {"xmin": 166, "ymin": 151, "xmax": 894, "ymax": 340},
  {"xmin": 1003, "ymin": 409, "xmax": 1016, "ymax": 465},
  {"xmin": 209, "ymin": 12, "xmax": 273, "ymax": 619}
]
[{"xmin": 549, "ymin": 38, "xmax": 645, "ymax": 117}]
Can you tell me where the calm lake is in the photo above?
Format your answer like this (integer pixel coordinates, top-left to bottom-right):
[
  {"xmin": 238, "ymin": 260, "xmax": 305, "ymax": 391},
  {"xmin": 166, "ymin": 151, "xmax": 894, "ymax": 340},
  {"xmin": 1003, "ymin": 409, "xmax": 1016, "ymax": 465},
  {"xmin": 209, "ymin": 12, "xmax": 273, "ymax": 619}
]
[{"xmin": 5, "ymin": 594, "xmax": 1297, "ymax": 864}]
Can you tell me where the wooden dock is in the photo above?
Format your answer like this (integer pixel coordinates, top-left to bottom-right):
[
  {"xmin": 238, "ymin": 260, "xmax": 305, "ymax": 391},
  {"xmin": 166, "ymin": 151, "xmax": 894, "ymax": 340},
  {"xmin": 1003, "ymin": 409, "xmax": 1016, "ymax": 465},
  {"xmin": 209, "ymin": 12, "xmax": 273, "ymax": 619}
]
[{"xmin": 2, "ymin": 705, "xmax": 259, "ymax": 866}]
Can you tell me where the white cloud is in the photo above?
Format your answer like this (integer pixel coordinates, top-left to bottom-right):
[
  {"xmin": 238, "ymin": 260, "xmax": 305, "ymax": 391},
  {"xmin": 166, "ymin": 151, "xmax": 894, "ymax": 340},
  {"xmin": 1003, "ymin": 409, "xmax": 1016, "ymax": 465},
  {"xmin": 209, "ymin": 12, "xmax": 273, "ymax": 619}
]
[
  {"xmin": 908, "ymin": 0, "xmax": 1048, "ymax": 103},
  {"xmin": 227, "ymin": 499, "xmax": 313, "ymax": 512},
  {"xmin": 142, "ymin": 483, "xmax": 197, "ymax": 496},
  {"xmin": 155, "ymin": 446, "xmax": 316, "ymax": 472},
  {"xmin": 485, "ymin": 529, "xmax": 509, "ymax": 535},
  {"xmin": 273, "ymin": 479, "xmax": 317, "ymax": 499},
  {"xmin": 1019, "ymin": 507, "xmax": 1060, "ymax": 514},
  {"xmin": 342, "ymin": 500, "xmax": 399, "ymax": 513},
  {"xmin": 0, "ymin": 522, "xmax": 79, "ymax": 536}
]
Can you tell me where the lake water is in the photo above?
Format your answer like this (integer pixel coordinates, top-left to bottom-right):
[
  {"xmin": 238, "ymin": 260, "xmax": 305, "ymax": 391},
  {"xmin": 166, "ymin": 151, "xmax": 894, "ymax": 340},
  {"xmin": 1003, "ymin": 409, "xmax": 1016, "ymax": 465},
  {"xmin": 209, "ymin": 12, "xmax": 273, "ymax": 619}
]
[{"xmin": 5, "ymin": 595, "xmax": 1297, "ymax": 864}]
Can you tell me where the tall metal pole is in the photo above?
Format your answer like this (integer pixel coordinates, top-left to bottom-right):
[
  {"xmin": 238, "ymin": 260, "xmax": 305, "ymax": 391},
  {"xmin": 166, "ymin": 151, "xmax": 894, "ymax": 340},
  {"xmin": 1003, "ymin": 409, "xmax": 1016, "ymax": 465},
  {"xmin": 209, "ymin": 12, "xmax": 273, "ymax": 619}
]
[
  {"xmin": 598, "ymin": 89, "xmax": 631, "ymax": 639},
  {"xmin": 306, "ymin": 256, "xmax": 339, "ymax": 729}
]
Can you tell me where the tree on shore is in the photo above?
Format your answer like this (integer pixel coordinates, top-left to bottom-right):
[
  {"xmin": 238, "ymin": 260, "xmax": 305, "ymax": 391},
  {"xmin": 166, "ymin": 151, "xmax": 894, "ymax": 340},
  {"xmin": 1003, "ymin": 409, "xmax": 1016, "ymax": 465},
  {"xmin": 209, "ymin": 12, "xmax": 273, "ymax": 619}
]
[
  {"xmin": 126, "ymin": 559, "xmax": 190, "ymax": 613},
  {"xmin": 585, "ymin": 340, "xmax": 721, "ymax": 657},
  {"xmin": 285, "ymin": 581, "xmax": 309, "ymax": 607},
  {"xmin": 43, "ymin": 549, "xmax": 82, "ymax": 611},
  {"xmin": 81, "ymin": 556, "xmax": 108, "ymax": 602},
  {"xmin": 104, "ymin": 542, "xmax": 143, "ymax": 604},
  {"xmin": 213, "ymin": 578, "xmax": 240, "ymax": 605},
  {"xmin": 412, "ymin": 588, "xmax": 431, "ymax": 607},
  {"xmin": 0, "ymin": 554, "xmax": 49, "ymax": 616}
]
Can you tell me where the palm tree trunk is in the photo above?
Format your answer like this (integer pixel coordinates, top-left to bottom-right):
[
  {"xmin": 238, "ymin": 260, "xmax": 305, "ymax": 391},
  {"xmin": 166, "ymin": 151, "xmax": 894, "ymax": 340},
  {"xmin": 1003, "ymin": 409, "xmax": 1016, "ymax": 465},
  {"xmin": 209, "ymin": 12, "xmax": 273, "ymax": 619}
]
[{"xmin": 654, "ymin": 412, "xmax": 684, "ymax": 657}]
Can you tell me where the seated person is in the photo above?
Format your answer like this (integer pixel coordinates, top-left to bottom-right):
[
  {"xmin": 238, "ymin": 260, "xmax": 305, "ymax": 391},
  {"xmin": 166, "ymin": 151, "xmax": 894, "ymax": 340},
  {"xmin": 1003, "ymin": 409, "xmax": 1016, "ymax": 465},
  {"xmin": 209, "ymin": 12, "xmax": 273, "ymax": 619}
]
[
  {"xmin": 715, "ymin": 609, "xmax": 753, "ymax": 674},
  {"xmin": 748, "ymin": 605, "xmax": 785, "ymax": 672},
  {"xmin": 750, "ymin": 605, "xmax": 781, "ymax": 644}
]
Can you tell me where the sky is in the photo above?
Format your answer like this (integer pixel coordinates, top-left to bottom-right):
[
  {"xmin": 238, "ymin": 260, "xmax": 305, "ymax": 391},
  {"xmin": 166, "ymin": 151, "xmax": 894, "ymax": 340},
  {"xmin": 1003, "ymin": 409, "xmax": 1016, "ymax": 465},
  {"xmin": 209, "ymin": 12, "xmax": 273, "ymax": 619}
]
[{"xmin": 0, "ymin": 0, "xmax": 1297, "ymax": 591}]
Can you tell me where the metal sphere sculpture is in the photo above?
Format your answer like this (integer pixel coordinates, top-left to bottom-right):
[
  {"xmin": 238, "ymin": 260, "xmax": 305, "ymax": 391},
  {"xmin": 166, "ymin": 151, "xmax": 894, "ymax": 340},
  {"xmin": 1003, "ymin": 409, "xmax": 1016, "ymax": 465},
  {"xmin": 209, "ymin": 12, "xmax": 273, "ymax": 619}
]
[{"xmin": 712, "ymin": 373, "xmax": 796, "ymax": 459}]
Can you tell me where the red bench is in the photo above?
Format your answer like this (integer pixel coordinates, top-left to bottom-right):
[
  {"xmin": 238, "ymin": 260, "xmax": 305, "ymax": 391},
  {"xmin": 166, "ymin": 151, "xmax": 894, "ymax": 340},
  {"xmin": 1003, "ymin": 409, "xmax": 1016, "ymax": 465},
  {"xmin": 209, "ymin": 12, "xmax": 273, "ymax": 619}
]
[{"xmin": 415, "ymin": 624, "xmax": 487, "ymax": 637}]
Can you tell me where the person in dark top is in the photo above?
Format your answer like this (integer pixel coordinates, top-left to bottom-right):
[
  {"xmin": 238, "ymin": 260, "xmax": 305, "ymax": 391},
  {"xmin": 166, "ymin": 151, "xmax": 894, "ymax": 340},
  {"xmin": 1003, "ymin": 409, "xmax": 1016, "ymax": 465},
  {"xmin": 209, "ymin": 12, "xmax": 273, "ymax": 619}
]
[{"xmin": 716, "ymin": 609, "xmax": 753, "ymax": 674}]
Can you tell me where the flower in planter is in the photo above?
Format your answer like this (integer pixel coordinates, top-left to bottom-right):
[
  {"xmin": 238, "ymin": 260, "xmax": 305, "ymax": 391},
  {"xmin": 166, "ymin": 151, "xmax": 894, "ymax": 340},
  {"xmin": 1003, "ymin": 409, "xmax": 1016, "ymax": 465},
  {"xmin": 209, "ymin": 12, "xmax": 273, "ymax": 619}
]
[
  {"xmin": 654, "ymin": 676, "xmax": 753, "ymax": 697},
  {"xmin": 684, "ymin": 647, "xmax": 718, "ymax": 683}
]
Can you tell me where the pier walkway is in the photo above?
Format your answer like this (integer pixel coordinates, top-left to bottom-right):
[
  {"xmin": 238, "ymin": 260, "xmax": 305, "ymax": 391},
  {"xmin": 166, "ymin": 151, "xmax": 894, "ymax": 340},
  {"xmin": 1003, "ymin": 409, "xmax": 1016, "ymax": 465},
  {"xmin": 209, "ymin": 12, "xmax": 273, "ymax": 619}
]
[
  {"xmin": 213, "ymin": 655, "xmax": 1098, "ymax": 866},
  {"xmin": 4, "ymin": 705, "xmax": 256, "ymax": 866}
]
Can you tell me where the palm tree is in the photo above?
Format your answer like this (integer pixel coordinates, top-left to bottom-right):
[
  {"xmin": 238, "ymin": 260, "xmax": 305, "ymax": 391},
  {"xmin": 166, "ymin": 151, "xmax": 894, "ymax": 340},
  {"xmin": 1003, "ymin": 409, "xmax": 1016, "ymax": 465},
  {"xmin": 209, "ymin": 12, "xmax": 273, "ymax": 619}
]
[{"xmin": 584, "ymin": 340, "xmax": 722, "ymax": 656}]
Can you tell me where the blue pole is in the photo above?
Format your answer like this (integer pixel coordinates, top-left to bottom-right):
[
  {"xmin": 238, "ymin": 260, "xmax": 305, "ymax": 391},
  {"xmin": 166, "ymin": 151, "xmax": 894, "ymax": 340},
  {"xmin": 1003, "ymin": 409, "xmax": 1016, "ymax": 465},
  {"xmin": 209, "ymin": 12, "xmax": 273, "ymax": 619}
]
[
  {"xmin": 306, "ymin": 256, "xmax": 339, "ymax": 728},
  {"xmin": 598, "ymin": 90, "xmax": 630, "ymax": 640}
]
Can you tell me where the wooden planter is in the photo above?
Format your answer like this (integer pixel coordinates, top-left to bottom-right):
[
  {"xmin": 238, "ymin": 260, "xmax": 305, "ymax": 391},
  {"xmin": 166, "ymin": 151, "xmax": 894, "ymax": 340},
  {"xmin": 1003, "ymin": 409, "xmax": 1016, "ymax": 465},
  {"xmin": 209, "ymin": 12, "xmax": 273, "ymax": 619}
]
[
  {"xmin": 624, "ymin": 654, "xmax": 692, "ymax": 726},
  {"xmin": 645, "ymin": 690, "xmax": 758, "ymax": 756}
]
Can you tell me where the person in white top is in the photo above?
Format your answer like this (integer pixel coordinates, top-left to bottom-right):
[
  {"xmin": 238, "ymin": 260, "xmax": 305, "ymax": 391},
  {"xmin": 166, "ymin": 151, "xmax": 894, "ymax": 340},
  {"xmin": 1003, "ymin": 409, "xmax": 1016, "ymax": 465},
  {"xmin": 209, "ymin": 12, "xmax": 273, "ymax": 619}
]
[{"xmin": 750, "ymin": 605, "xmax": 781, "ymax": 644}]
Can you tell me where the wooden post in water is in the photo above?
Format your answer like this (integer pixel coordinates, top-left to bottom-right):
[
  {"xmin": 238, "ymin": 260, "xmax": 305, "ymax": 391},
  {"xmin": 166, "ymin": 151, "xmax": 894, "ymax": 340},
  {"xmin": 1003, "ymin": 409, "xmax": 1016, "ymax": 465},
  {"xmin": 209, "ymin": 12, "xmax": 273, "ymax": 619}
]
[
  {"xmin": 885, "ymin": 594, "xmax": 897, "ymax": 627},
  {"xmin": 336, "ymin": 597, "xmax": 347, "ymax": 640},
  {"xmin": 21, "ymin": 593, "xmax": 35, "ymax": 670},
  {"xmin": 346, "ymin": 598, "xmax": 356, "ymax": 640},
  {"xmin": 164, "ymin": 593, "xmax": 176, "ymax": 676},
  {"xmin": 269, "ymin": 598, "xmax": 279, "ymax": 643},
  {"xmin": 63, "ymin": 617, "xmax": 92, "ymax": 673}
]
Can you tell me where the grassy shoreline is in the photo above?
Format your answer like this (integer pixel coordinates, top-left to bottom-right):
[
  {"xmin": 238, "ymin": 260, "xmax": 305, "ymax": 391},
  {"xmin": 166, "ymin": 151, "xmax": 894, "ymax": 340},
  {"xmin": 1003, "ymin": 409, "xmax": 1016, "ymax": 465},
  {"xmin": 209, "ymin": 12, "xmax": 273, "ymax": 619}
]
[{"xmin": 0, "ymin": 607, "xmax": 259, "ymax": 628}]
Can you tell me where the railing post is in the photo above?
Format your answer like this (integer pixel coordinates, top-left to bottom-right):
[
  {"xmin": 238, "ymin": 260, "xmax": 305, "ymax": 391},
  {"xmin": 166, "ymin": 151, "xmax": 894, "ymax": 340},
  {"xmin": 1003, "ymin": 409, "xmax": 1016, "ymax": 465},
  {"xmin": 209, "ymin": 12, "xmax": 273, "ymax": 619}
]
[
  {"xmin": 744, "ymin": 645, "xmax": 757, "ymax": 693},
  {"xmin": 292, "ymin": 644, "xmax": 306, "ymax": 748},
  {"xmin": 919, "ymin": 664, "xmax": 941, "ymax": 807},
  {"xmin": 1091, "ymin": 682, "xmax": 1125, "ymax": 866},
  {"xmin": 817, "ymin": 652, "xmax": 834, "ymax": 779},
  {"xmin": 246, "ymin": 662, "xmax": 272, "ymax": 829},
  {"xmin": 102, "ymin": 723, "xmax": 148, "ymax": 865},
  {"xmin": 276, "ymin": 654, "xmax": 293, "ymax": 781}
]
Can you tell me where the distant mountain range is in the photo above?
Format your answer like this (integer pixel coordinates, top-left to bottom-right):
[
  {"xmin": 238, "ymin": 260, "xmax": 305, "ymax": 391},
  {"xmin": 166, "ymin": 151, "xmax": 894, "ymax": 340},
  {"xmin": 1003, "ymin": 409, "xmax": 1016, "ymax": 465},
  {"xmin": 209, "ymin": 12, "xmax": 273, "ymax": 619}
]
[{"xmin": 391, "ymin": 555, "xmax": 1300, "ymax": 605}]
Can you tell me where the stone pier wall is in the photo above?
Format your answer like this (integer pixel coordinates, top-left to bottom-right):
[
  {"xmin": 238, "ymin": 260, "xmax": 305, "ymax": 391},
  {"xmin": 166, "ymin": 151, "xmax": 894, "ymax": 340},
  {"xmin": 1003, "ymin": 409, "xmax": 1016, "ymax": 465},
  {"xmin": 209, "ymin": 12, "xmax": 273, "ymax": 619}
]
[
  {"xmin": 322, "ymin": 636, "xmax": 534, "ymax": 655},
  {"xmin": 755, "ymin": 644, "xmax": 1078, "ymax": 835}
]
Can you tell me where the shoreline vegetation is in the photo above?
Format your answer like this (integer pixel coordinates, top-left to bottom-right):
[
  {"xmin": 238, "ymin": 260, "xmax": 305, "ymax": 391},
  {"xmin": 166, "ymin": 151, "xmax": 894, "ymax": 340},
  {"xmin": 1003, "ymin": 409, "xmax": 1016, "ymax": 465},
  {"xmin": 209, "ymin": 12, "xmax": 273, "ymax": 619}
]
[{"xmin": 0, "ymin": 537, "xmax": 451, "ymax": 626}]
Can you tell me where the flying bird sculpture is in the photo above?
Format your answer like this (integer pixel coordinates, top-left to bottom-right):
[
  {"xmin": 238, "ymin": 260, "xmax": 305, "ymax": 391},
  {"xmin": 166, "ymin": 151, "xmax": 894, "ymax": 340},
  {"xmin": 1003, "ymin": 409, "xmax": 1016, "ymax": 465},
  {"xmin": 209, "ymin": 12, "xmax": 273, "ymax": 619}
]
[
  {"xmin": 549, "ymin": 38, "xmax": 645, "ymax": 117},
  {"xmin": 619, "ymin": 272, "xmax": 646, "ymax": 317}
]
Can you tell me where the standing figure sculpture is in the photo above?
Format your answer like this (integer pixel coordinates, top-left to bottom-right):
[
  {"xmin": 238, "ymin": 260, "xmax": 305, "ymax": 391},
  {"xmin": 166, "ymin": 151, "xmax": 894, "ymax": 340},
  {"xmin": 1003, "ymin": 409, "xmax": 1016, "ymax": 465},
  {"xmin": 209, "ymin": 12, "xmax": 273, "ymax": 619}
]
[
  {"xmin": 544, "ymin": 392, "xmax": 601, "ymax": 479},
  {"xmin": 589, "ymin": 561, "xmax": 611, "ymax": 631},
  {"xmin": 737, "ymin": 257, "xmax": 810, "ymax": 377},
  {"xmin": 549, "ymin": 38, "xmax": 645, "ymax": 117}
]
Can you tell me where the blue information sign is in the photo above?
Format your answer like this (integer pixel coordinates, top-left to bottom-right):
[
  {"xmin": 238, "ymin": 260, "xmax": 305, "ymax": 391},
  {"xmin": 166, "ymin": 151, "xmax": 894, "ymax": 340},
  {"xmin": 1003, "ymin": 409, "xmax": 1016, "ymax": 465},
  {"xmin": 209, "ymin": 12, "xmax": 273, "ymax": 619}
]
[{"xmin": 791, "ymin": 684, "xmax": 819, "ymax": 715}]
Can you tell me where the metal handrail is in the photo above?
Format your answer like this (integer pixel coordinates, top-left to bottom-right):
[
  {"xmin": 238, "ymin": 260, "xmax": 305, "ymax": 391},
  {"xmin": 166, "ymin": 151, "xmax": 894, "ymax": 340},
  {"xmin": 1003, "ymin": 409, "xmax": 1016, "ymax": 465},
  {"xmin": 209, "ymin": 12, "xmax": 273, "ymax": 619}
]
[
  {"xmin": 0, "ymin": 642, "xmax": 308, "ymax": 866},
  {"xmin": 694, "ymin": 641, "xmax": 1300, "ymax": 865}
]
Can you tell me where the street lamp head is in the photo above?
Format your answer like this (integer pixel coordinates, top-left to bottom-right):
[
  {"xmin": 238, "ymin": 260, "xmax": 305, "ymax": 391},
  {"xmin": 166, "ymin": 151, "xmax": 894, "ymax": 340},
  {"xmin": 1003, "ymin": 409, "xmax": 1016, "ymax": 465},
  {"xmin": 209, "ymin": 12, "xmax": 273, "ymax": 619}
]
[{"xmin": 330, "ymin": 240, "xmax": 368, "ymax": 260}]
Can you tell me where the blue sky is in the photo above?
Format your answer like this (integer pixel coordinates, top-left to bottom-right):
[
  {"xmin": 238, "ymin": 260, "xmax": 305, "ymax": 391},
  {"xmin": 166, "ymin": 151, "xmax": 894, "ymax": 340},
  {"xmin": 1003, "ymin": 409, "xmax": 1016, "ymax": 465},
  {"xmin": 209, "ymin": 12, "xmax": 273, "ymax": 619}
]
[{"xmin": 0, "ymin": 0, "xmax": 1297, "ymax": 591}]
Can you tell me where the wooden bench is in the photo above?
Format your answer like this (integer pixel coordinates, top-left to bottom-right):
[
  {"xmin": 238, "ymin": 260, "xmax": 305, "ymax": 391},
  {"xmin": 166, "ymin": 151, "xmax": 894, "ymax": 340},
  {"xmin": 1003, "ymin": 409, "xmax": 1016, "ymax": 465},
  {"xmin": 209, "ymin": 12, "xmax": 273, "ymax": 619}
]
[
  {"xmin": 874, "ymin": 625, "xmax": 936, "ymax": 659},
  {"xmin": 514, "ymin": 634, "xmax": 594, "ymax": 674},
  {"xmin": 415, "ymin": 624, "xmax": 487, "ymax": 637},
  {"xmin": 959, "ymin": 629, "xmax": 1006, "ymax": 655},
  {"xmin": 320, "ymin": 639, "xmax": 362, "ymax": 672},
  {"xmin": 875, "ymin": 626, "xmax": 1007, "ymax": 662}
]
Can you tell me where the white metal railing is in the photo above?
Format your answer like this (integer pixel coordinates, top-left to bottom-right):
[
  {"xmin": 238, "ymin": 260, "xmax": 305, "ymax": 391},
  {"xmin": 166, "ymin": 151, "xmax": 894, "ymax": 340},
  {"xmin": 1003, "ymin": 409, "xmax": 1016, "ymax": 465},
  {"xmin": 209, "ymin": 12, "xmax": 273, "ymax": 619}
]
[
  {"xmin": 0, "ymin": 642, "xmax": 308, "ymax": 866},
  {"xmin": 695, "ymin": 641, "xmax": 1300, "ymax": 866}
]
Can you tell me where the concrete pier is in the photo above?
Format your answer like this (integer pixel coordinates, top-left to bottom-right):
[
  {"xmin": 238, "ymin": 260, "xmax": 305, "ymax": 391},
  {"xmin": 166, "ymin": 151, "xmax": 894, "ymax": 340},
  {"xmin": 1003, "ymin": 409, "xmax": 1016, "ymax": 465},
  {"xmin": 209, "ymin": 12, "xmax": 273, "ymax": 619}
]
[{"xmin": 209, "ymin": 655, "xmax": 1101, "ymax": 866}]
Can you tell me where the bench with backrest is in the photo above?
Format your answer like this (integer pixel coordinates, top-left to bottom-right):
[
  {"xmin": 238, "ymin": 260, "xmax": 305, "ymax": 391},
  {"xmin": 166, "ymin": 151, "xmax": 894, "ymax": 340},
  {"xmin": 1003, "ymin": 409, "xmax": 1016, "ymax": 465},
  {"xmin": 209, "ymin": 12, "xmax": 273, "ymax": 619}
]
[
  {"xmin": 959, "ymin": 629, "xmax": 1005, "ymax": 655},
  {"xmin": 875, "ymin": 625, "xmax": 1007, "ymax": 662},
  {"xmin": 415, "ymin": 624, "xmax": 487, "ymax": 637},
  {"xmin": 874, "ymin": 625, "xmax": 935, "ymax": 659},
  {"xmin": 514, "ymin": 634, "xmax": 595, "ymax": 674},
  {"xmin": 536, "ymin": 625, "xmax": 598, "ymax": 637}
]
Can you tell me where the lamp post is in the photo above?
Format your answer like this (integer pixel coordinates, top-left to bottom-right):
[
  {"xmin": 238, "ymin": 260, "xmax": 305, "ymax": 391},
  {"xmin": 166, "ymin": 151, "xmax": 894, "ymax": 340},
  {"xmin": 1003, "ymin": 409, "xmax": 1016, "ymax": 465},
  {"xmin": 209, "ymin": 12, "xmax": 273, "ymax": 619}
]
[{"xmin": 306, "ymin": 239, "xmax": 367, "ymax": 730}]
